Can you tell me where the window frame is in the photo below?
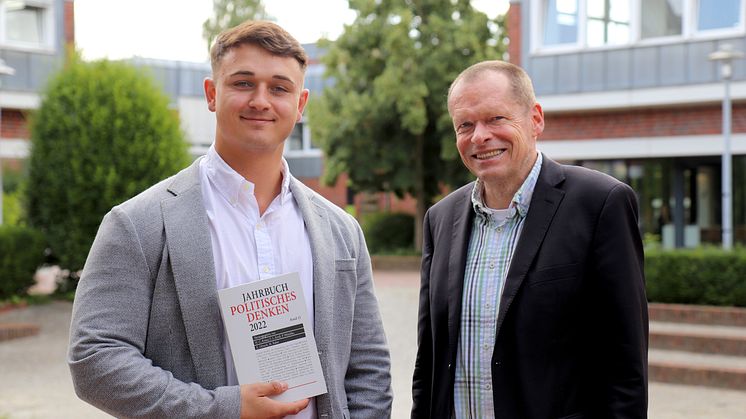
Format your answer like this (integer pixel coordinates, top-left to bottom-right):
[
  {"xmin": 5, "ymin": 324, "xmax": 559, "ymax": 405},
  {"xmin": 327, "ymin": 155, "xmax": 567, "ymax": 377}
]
[
  {"xmin": 283, "ymin": 118, "xmax": 322, "ymax": 158},
  {"xmin": 0, "ymin": 0, "xmax": 55, "ymax": 52},
  {"xmin": 531, "ymin": 0, "xmax": 746, "ymax": 54}
]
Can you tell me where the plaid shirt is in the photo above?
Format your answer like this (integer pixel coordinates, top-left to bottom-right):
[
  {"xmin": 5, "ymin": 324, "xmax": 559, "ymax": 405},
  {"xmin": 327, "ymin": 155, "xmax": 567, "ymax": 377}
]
[{"xmin": 453, "ymin": 153, "xmax": 543, "ymax": 418}]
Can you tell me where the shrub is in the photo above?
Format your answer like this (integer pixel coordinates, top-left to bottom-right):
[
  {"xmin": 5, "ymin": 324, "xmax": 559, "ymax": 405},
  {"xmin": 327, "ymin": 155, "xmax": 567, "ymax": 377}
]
[
  {"xmin": 0, "ymin": 226, "xmax": 46, "ymax": 299},
  {"xmin": 645, "ymin": 247, "xmax": 746, "ymax": 307},
  {"xmin": 361, "ymin": 212, "xmax": 415, "ymax": 254},
  {"xmin": 27, "ymin": 54, "xmax": 190, "ymax": 271}
]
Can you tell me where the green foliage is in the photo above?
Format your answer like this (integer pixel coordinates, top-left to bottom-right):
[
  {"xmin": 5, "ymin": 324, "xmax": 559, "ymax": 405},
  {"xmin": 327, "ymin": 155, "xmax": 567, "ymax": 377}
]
[
  {"xmin": 645, "ymin": 247, "xmax": 746, "ymax": 307},
  {"xmin": 0, "ymin": 225, "xmax": 46, "ymax": 299},
  {"xmin": 203, "ymin": 0, "xmax": 272, "ymax": 50},
  {"xmin": 309, "ymin": 0, "xmax": 505, "ymax": 208},
  {"xmin": 362, "ymin": 212, "xmax": 415, "ymax": 254},
  {"xmin": 2, "ymin": 188, "xmax": 25, "ymax": 226},
  {"xmin": 27, "ymin": 54, "xmax": 190, "ymax": 271}
]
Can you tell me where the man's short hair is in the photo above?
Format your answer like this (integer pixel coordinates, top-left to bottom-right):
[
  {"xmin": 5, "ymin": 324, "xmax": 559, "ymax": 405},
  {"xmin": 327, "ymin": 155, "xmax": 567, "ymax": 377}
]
[
  {"xmin": 448, "ymin": 60, "xmax": 536, "ymax": 111},
  {"xmin": 209, "ymin": 20, "xmax": 308, "ymax": 74}
]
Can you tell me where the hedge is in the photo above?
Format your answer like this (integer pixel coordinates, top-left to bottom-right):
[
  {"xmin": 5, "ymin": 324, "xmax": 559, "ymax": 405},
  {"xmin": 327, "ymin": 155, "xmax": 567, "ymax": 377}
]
[
  {"xmin": 645, "ymin": 247, "xmax": 746, "ymax": 307},
  {"xmin": 27, "ymin": 54, "xmax": 190, "ymax": 271},
  {"xmin": 361, "ymin": 212, "xmax": 415, "ymax": 254},
  {"xmin": 0, "ymin": 226, "xmax": 46, "ymax": 299}
]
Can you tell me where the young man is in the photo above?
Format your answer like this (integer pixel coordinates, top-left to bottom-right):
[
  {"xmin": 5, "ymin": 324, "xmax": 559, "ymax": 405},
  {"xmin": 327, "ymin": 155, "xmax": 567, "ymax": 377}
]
[
  {"xmin": 412, "ymin": 61, "xmax": 648, "ymax": 418},
  {"xmin": 69, "ymin": 21, "xmax": 392, "ymax": 419}
]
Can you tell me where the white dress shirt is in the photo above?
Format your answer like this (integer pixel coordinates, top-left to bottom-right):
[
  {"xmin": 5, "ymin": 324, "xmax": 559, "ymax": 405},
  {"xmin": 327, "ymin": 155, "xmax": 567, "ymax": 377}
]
[{"xmin": 199, "ymin": 146, "xmax": 316, "ymax": 418}]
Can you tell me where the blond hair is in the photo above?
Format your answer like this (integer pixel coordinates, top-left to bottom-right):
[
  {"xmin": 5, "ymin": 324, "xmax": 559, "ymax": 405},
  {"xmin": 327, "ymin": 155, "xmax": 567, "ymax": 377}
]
[
  {"xmin": 209, "ymin": 20, "xmax": 308, "ymax": 74},
  {"xmin": 448, "ymin": 60, "xmax": 536, "ymax": 110}
]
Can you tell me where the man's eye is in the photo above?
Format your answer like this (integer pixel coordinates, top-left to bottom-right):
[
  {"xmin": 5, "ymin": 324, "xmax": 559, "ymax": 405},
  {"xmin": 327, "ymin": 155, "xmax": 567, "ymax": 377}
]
[
  {"xmin": 271, "ymin": 86, "xmax": 290, "ymax": 93},
  {"xmin": 457, "ymin": 122, "xmax": 473, "ymax": 133},
  {"xmin": 490, "ymin": 116, "xmax": 504, "ymax": 123},
  {"xmin": 234, "ymin": 81, "xmax": 252, "ymax": 88}
]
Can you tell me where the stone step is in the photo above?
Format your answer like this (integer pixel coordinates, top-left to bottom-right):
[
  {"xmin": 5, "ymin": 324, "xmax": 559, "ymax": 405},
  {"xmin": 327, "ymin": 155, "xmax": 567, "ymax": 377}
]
[
  {"xmin": 649, "ymin": 349, "xmax": 746, "ymax": 391},
  {"xmin": 649, "ymin": 303, "xmax": 746, "ymax": 327},
  {"xmin": 650, "ymin": 321, "xmax": 746, "ymax": 356}
]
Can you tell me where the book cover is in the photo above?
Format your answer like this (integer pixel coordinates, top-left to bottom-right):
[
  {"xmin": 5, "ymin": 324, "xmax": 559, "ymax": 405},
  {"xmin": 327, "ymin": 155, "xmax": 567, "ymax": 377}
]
[{"xmin": 218, "ymin": 272, "xmax": 328, "ymax": 402}]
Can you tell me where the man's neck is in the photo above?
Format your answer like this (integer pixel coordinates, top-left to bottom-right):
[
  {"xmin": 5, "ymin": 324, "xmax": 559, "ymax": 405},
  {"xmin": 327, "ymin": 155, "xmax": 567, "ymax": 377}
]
[{"xmin": 215, "ymin": 145, "xmax": 284, "ymax": 215}]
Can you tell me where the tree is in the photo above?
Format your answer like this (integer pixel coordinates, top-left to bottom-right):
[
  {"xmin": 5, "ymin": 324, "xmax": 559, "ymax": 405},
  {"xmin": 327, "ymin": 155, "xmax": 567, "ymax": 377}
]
[
  {"xmin": 203, "ymin": 0, "xmax": 272, "ymax": 50},
  {"xmin": 309, "ymin": 0, "xmax": 506, "ymax": 250},
  {"xmin": 27, "ymin": 54, "xmax": 190, "ymax": 271}
]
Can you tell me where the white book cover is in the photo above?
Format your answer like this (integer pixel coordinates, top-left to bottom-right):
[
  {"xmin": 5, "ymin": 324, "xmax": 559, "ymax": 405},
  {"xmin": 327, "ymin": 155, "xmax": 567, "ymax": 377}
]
[{"xmin": 217, "ymin": 272, "xmax": 327, "ymax": 402}]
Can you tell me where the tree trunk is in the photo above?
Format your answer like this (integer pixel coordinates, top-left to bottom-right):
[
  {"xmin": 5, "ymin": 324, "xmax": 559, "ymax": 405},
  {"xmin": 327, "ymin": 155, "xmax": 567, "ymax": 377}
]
[{"xmin": 414, "ymin": 134, "xmax": 425, "ymax": 252}]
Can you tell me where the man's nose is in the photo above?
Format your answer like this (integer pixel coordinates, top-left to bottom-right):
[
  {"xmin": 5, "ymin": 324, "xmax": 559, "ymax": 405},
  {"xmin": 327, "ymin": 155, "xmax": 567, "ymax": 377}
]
[
  {"xmin": 249, "ymin": 87, "xmax": 271, "ymax": 110},
  {"xmin": 472, "ymin": 121, "xmax": 491, "ymax": 144}
]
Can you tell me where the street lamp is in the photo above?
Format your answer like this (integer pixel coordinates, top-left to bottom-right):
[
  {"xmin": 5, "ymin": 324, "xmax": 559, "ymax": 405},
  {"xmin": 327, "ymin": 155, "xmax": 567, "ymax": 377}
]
[
  {"xmin": 709, "ymin": 44, "xmax": 744, "ymax": 250},
  {"xmin": 0, "ymin": 57, "xmax": 16, "ymax": 226}
]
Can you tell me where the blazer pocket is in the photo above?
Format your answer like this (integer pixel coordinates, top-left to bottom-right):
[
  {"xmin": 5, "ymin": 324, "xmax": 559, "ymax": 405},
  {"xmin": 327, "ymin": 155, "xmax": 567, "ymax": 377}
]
[
  {"xmin": 335, "ymin": 258, "xmax": 356, "ymax": 271},
  {"xmin": 527, "ymin": 263, "xmax": 579, "ymax": 287},
  {"xmin": 557, "ymin": 413, "xmax": 586, "ymax": 419}
]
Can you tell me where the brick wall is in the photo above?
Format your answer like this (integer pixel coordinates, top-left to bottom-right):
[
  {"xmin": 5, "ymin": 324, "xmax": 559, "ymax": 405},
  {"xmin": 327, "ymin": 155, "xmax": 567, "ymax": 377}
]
[
  {"xmin": 64, "ymin": 0, "xmax": 75, "ymax": 46},
  {"xmin": 506, "ymin": 2, "xmax": 521, "ymax": 66},
  {"xmin": 297, "ymin": 173, "xmax": 349, "ymax": 209},
  {"xmin": 541, "ymin": 104, "xmax": 746, "ymax": 141},
  {"xmin": 1, "ymin": 110, "xmax": 30, "ymax": 139}
]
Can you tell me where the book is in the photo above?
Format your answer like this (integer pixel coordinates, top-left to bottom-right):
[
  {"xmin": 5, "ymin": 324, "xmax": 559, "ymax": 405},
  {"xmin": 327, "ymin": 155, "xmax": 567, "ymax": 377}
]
[{"xmin": 217, "ymin": 272, "xmax": 328, "ymax": 402}]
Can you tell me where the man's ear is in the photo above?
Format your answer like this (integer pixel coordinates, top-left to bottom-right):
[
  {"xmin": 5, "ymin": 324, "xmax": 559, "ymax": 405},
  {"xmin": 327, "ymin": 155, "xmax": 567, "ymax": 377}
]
[
  {"xmin": 296, "ymin": 88, "xmax": 310, "ymax": 123},
  {"xmin": 531, "ymin": 102, "xmax": 545, "ymax": 137},
  {"xmin": 204, "ymin": 77, "xmax": 217, "ymax": 112}
]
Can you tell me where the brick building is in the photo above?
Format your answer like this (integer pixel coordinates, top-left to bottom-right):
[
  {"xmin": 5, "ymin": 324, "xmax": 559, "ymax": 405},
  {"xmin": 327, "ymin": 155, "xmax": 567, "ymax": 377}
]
[{"xmin": 508, "ymin": 0, "xmax": 746, "ymax": 247}]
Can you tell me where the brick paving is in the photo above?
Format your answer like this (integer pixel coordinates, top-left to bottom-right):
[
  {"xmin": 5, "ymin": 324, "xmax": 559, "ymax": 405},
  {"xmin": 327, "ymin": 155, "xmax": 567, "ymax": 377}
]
[{"xmin": 1, "ymin": 271, "xmax": 746, "ymax": 418}]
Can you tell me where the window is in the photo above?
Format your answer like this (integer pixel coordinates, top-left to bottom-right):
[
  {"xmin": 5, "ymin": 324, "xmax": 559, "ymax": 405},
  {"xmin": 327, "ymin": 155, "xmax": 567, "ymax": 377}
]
[
  {"xmin": 2, "ymin": 0, "xmax": 53, "ymax": 49},
  {"xmin": 697, "ymin": 0, "xmax": 741, "ymax": 31},
  {"xmin": 6, "ymin": 4, "xmax": 44, "ymax": 44},
  {"xmin": 587, "ymin": 0, "xmax": 631, "ymax": 46},
  {"xmin": 641, "ymin": 0, "xmax": 683, "ymax": 39},
  {"xmin": 287, "ymin": 123, "xmax": 304, "ymax": 152},
  {"xmin": 284, "ymin": 121, "xmax": 320, "ymax": 155},
  {"xmin": 534, "ymin": 0, "xmax": 745, "ymax": 51},
  {"xmin": 543, "ymin": 0, "xmax": 579, "ymax": 46}
]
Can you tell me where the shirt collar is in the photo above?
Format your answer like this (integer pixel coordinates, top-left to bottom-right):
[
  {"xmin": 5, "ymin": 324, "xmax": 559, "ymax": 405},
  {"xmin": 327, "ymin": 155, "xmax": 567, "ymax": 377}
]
[
  {"xmin": 203, "ymin": 145, "xmax": 293, "ymax": 207},
  {"xmin": 471, "ymin": 152, "xmax": 543, "ymax": 219}
]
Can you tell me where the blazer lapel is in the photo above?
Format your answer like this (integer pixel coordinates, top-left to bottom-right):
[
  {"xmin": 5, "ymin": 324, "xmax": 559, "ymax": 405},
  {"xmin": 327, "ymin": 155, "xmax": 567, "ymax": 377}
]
[
  {"xmin": 289, "ymin": 177, "xmax": 334, "ymax": 413},
  {"xmin": 496, "ymin": 156, "xmax": 565, "ymax": 336},
  {"xmin": 161, "ymin": 160, "xmax": 226, "ymax": 389},
  {"xmin": 448, "ymin": 184, "xmax": 476, "ymax": 359}
]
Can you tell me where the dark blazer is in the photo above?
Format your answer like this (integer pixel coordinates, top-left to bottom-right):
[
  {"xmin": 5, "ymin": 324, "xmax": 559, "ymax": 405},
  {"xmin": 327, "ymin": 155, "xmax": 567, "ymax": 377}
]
[{"xmin": 412, "ymin": 155, "xmax": 648, "ymax": 419}]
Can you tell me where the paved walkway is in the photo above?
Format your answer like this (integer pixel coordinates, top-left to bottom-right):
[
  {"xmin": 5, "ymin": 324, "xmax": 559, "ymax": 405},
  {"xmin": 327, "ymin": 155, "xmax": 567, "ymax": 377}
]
[{"xmin": 1, "ymin": 270, "xmax": 746, "ymax": 418}]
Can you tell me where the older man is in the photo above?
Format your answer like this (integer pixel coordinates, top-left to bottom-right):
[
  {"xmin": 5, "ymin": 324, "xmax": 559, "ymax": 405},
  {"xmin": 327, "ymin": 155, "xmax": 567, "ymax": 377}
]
[{"xmin": 412, "ymin": 60, "xmax": 648, "ymax": 418}]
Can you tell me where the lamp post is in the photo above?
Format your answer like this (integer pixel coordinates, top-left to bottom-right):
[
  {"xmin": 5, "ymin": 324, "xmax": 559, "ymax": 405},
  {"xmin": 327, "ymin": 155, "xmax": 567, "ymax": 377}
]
[
  {"xmin": 0, "ymin": 58, "xmax": 16, "ymax": 226},
  {"xmin": 709, "ymin": 44, "xmax": 744, "ymax": 250}
]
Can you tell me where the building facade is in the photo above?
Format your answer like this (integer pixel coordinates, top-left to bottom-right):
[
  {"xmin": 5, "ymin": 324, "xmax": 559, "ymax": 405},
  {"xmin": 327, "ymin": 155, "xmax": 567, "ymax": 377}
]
[
  {"xmin": 0, "ymin": 0, "xmax": 72, "ymax": 172},
  {"xmin": 509, "ymin": 0, "xmax": 746, "ymax": 247}
]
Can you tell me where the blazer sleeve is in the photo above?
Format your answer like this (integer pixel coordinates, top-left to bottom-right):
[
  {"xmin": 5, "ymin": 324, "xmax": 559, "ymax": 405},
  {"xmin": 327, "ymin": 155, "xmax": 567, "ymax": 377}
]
[
  {"xmin": 411, "ymin": 209, "xmax": 434, "ymax": 418},
  {"xmin": 67, "ymin": 207, "xmax": 240, "ymax": 418},
  {"xmin": 344, "ymin": 218, "xmax": 393, "ymax": 418},
  {"xmin": 591, "ymin": 183, "xmax": 649, "ymax": 417}
]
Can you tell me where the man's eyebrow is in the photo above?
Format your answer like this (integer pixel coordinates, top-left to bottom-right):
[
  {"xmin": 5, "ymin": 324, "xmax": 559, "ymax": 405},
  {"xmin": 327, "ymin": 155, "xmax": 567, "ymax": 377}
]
[{"xmin": 228, "ymin": 71, "xmax": 296, "ymax": 85}]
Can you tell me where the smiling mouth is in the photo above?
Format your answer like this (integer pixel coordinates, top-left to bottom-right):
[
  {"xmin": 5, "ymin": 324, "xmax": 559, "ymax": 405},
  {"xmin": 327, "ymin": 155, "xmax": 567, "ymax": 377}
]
[
  {"xmin": 240, "ymin": 116, "xmax": 274, "ymax": 123},
  {"xmin": 475, "ymin": 150, "xmax": 505, "ymax": 160}
]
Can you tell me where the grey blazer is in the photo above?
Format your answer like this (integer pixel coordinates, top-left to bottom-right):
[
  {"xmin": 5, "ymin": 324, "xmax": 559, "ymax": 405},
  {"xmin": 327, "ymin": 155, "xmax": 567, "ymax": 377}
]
[{"xmin": 68, "ymin": 159, "xmax": 392, "ymax": 418}]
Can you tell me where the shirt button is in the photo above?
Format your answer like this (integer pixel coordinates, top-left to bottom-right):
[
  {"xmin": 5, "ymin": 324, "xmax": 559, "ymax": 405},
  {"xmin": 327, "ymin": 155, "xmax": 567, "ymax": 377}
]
[
  {"xmin": 485, "ymin": 383, "xmax": 492, "ymax": 390},
  {"xmin": 489, "ymin": 262, "xmax": 495, "ymax": 270},
  {"xmin": 496, "ymin": 226, "xmax": 503, "ymax": 232},
  {"xmin": 262, "ymin": 266, "xmax": 270, "ymax": 273}
]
